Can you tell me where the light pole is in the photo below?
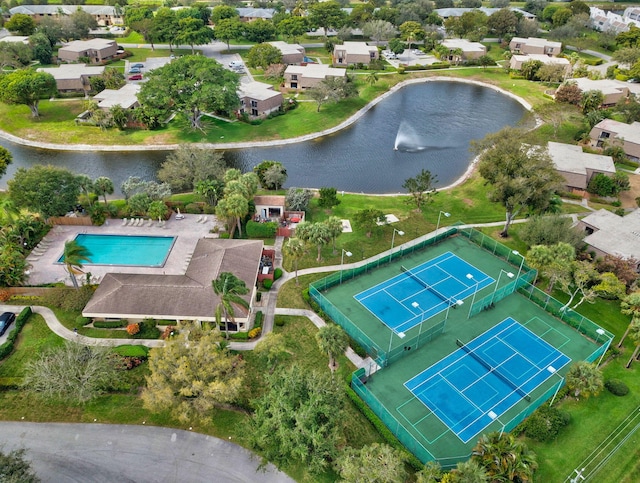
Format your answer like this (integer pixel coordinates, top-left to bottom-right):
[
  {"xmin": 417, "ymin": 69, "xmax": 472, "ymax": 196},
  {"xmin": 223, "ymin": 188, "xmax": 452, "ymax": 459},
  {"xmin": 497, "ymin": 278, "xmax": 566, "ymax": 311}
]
[
  {"xmin": 492, "ymin": 269, "xmax": 514, "ymax": 304},
  {"xmin": 391, "ymin": 228, "xmax": 405, "ymax": 251},
  {"xmin": 466, "ymin": 273, "xmax": 480, "ymax": 319},
  {"xmin": 512, "ymin": 250, "xmax": 525, "ymax": 281},
  {"xmin": 387, "ymin": 330, "xmax": 405, "ymax": 363},
  {"xmin": 436, "ymin": 211, "xmax": 451, "ymax": 233},
  {"xmin": 340, "ymin": 249, "xmax": 352, "ymax": 284}
]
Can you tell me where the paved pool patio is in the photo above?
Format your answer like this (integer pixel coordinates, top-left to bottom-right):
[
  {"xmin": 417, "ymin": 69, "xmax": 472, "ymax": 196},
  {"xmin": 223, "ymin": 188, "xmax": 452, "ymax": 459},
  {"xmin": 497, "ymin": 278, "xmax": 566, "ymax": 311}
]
[{"xmin": 25, "ymin": 214, "xmax": 225, "ymax": 286}]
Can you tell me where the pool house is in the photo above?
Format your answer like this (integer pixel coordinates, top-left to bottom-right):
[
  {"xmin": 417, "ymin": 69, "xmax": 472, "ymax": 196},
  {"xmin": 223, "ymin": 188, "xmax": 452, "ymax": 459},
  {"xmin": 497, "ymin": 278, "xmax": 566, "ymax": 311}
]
[{"xmin": 82, "ymin": 238, "xmax": 263, "ymax": 332}]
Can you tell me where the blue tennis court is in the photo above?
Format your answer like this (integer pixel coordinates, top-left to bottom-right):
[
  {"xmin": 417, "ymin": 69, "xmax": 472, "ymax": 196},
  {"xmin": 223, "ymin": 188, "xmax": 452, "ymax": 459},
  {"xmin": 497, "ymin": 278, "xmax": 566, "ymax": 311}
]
[
  {"xmin": 404, "ymin": 318, "xmax": 571, "ymax": 442},
  {"xmin": 354, "ymin": 252, "xmax": 493, "ymax": 333}
]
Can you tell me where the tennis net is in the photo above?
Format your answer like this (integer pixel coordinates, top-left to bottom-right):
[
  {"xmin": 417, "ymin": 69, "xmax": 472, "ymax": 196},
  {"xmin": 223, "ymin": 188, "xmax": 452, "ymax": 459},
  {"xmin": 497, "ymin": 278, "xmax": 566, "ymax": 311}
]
[
  {"xmin": 401, "ymin": 265, "xmax": 452, "ymax": 305},
  {"xmin": 456, "ymin": 339, "xmax": 531, "ymax": 402}
]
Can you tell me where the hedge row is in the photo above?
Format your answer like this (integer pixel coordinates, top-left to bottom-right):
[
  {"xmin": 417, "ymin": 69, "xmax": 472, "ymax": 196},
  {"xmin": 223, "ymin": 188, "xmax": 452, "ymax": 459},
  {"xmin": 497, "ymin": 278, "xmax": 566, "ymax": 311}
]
[
  {"xmin": 113, "ymin": 345, "xmax": 150, "ymax": 357},
  {"xmin": 94, "ymin": 320, "xmax": 128, "ymax": 329},
  {"xmin": 254, "ymin": 311, "xmax": 263, "ymax": 328},
  {"xmin": 344, "ymin": 384, "xmax": 423, "ymax": 471},
  {"xmin": 246, "ymin": 220, "xmax": 277, "ymax": 238},
  {"xmin": 0, "ymin": 306, "xmax": 32, "ymax": 360}
]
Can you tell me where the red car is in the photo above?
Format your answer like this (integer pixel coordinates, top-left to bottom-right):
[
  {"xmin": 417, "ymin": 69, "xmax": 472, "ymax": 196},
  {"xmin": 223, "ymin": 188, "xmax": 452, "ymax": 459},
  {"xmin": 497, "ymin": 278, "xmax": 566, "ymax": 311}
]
[{"xmin": 128, "ymin": 74, "xmax": 143, "ymax": 81}]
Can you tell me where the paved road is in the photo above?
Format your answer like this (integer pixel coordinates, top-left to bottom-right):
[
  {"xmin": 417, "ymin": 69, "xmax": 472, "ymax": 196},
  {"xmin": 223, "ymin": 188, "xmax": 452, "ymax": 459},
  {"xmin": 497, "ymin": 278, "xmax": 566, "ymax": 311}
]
[{"xmin": 0, "ymin": 422, "xmax": 294, "ymax": 483}]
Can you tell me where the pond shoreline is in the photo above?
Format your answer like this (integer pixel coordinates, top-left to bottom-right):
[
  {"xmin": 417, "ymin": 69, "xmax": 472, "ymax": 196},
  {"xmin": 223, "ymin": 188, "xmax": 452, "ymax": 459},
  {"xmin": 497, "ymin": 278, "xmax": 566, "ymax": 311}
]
[{"xmin": 0, "ymin": 77, "xmax": 533, "ymax": 195}]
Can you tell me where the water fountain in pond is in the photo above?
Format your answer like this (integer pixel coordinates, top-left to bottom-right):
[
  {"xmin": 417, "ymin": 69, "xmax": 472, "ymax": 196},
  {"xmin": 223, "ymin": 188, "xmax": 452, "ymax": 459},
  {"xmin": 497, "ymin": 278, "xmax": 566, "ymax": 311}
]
[{"xmin": 394, "ymin": 121, "xmax": 427, "ymax": 152}]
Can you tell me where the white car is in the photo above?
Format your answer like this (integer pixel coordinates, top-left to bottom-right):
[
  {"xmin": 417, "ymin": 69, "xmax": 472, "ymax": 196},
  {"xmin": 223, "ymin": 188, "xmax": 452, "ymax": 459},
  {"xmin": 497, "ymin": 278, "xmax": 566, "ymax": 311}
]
[{"xmin": 229, "ymin": 60, "xmax": 243, "ymax": 68}]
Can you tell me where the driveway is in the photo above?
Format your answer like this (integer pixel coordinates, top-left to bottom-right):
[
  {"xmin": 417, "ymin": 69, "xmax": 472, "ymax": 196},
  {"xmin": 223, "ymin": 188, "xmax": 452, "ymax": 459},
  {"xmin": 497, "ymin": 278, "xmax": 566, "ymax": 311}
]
[{"xmin": 0, "ymin": 422, "xmax": 294, "ymax": 483}]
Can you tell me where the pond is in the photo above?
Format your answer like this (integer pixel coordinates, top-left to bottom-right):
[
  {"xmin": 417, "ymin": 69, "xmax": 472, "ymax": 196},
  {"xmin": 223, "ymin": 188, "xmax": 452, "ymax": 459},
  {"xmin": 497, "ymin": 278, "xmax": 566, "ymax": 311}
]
[{"xmin": 0, "ymin": 80, "xmax": 527, "ymax": 195}]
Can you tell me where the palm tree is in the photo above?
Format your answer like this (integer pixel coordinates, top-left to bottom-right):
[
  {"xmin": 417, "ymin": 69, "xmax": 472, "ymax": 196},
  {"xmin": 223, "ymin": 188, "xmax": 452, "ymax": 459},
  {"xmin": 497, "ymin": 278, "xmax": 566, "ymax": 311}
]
[
  {"xmin": 315, "ymin": 324, "xmax": 349, "ymax": 373},
  {"xmin": 472, "ymin": 432, "xmax": 537, "ymax": 483},
  {"xmin": 453, "ymin": 459, "xmax": 488, "ymax": 483},
  {"xmin": 324, "ymin": 216, "xmax": 343, "ymax": 255},
  {"xmin": 284, "ymin": 237, "xmax": 306, "ymax": 285},
  {"xmin": 62, "ymin": 240, "xmax": 92, "ymax": 289},
  {"xmin": 625, "ymin": 319, "xmax": 640, "ymax": 368},
  {"xmin": 216, "ymin": 193, "xmax": 248, "ymax": 239},
  {"xmin": 365, "ymin": 71, "xmax": 378, "ymax": 87},
  {"xmin": 212, "ymin": 272, "xmax": 250, "ymax": 337},
  {"xmin": 619, "ymin": 292, "xmax": 640, "ymax": 348},
  {"xmin": 0, "ymin": 198, "xmax": 20, "ymax": 227},
  {"xmin": 565, "ymin": 361, "xmax": 604, "ymax": 397},
  {"xmin": 94, "ymin": 176, "xmax": 114, "ymax": 204}
]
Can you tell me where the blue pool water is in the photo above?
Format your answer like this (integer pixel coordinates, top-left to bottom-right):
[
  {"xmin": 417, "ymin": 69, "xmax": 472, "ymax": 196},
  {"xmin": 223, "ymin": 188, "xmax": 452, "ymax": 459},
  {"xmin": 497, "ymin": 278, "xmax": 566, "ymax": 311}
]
[{"xmin": 58, "ymin": 234, "xmax": 176, "ymax": 267}]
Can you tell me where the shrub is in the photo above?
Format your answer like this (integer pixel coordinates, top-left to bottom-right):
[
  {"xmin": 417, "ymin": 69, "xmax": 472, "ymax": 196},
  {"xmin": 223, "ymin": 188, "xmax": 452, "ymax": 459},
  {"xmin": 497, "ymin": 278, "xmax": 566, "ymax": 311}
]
[
  {"xmin": 185, "ymin": 203, "xmax": 202, "ymax": 214},
  {"xmin": 133, "ymin": 318, "xmax": 161, "ymax": 339},
  {"xmin": 0, "ymin": 307, "xmax": 32, "ymax": 360},
  {"xmin": 75, "ymin": 316, "xmax": 92, "ymax": 327},
  {"xmin": 263, "ymin": 278, "xmax": 273, "ymax": 290},
  {"xmin": 275, "ymin": 316, "xmax": 286, "ymax": 327},
  {"xmin": 273, "ymin": 268, "xmax": 283, "ymax": 280},
  {"xmin": 42, "ymin": 286, "xmax": 94, "ymax": 312},
  {"xmin": 160, "ymin": 325, "xmax": 176, "ymax": 340},
  {"xmin": 246, "ymin": 220, "xmax": 277, "ymax": 238},
  {"xmin": 126, "ymin": 323, "xmax": 140, "ymax": 335},
  {"xmin": 0, "ymin": 289, "xmax": 11, "ymax": 302},
  {"xmin": 229, "ymin": 331, "xmax": 249, "ymax": 340},
  {"xmin": 94, "ymin": 320, "xmax": 128, "ymax": 329},
  {"xmin": 349, "ymin": 336, "xmax": 367, "ymax": 358},
  {"xmin": 256, "ymin": 291, "xmax": 262, "ymax": 302},
  {"xmin": 605, "ymin": 378, "xmax": 629, "ymax": 396},
  {"xmin": 521, "ymin": 405, "xmax": 571, "ymax": 441},
  {"xmin": 254, "ymin": 311, "xmax": 263, "ymax": 328},
  {"xmin": 248, "ymin": 327, "xmax": 262, "ymax": 338}
]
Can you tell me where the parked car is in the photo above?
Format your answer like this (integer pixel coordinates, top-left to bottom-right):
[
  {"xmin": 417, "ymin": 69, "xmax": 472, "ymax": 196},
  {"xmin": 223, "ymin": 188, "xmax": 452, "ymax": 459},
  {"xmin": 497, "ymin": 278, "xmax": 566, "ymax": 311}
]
[
  {"xmin": 128, "ymin": 74, "xmax": 143, "ymax": 81},
  {"xmin": 229, "ymin": 60, "xmax": 243, "ymax": 68},
  {"xmin": 131, "ymin": 63, "xmax": 144, "ymax": 69},
  {"xmin": 0, "ymin": 312, "xmax": 15, "ymax": 336},
  {"xmin": 128, "ymin": 67, "xmax": 141, "ymax": 74}
]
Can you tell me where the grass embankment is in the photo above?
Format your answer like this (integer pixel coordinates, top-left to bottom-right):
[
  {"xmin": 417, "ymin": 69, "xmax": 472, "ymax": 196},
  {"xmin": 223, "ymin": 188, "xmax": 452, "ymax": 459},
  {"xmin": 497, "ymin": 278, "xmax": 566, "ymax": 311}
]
[
  {"xmin": 0, "ymin": 312, "xmax": 383, "ymax": 482},
  {"xmin": 0, "ymin": 61, "xmax": 554, "ymax": 147}
]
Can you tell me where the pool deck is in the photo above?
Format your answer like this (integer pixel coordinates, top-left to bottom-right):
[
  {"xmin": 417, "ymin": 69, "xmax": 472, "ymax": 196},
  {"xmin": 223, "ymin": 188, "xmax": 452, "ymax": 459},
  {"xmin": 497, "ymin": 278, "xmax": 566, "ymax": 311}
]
[{"xmin": 26, "ymin": 214, "xmax": 224, "ymax": 286}]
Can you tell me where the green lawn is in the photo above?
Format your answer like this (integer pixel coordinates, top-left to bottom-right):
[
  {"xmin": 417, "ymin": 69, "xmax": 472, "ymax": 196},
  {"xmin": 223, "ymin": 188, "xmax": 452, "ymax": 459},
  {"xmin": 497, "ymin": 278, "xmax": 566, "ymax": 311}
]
[{"xmin": 0, "ymin": 310, "xmax": 383, "ymax": 482}]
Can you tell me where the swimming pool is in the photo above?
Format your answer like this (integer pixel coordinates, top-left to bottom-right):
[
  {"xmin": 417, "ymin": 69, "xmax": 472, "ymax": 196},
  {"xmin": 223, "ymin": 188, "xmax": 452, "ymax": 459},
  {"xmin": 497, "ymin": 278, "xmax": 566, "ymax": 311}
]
[{"xmin": 58, "ymin": 234, "xmax": 176, "ymax": 267}]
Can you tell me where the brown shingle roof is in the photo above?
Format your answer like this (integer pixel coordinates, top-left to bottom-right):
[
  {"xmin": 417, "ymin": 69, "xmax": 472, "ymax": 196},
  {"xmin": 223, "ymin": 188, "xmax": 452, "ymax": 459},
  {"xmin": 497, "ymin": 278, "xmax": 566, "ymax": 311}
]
[{"xmin": 82, "ymin": 239, "xmax": 262, "ymax": 321}]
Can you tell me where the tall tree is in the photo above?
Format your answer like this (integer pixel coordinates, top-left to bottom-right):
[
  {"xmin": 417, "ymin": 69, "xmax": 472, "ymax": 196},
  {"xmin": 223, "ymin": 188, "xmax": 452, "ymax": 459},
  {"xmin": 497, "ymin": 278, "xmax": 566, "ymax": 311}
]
[
  {"xmin": 0, "ymin": 70, "xmax": 57, "ymax": 118},
  {"xmin": 403, "ymin": 169, "xmax": 438, "ymax": 211},
  {"xmin": 246, "ymin": 43, "xmax": 283, "ymax": 70},
  {"xmin": 176, "ymin": 17, "xmax": 215, "ymax": 54},
  {"xmin": 214, "ymin": 18, "xmax": 243, "ymax": 50},
  {"xmin": 278, "ymin": 16, "xmax": 309, "ymax": 43},
  {"xmin": 558, "ymin": 260, "xmax": 599, "ymax": 311},
  {"xmin": 216, "ymin": 193, "xmax": 249, "ymax": 238},
  {"xmin": 399, "ymin": 21, "xmax": 426, "ymax": 51},
  {"xmin": 138, "ymin": 55, "xmax": 239, "ymax": 131},
  {"xmin": 263, "ymin": 163, "xmax": 288, "ymax": 191},
  {"xmin": 284, "ymin": 237, "xmax": 307, "ymax": 285},
  {"xmin": 159, "ymin": 146, "xmax": 226, "ymax": 192},
  {"xmin": 316, "ymin": 324, "xmax": 349, "ymax": 373},
  {"xmin": 295, "ymin": 221, "xmax": 332, "ymax": 262},
  {"xmin": 451, "ymin": 459, "xmax": 489, "ymax": 482},
  {"xmin": 5, "ymin": 13, "xmax": 36, "ymax": 35},
  {"xmin": 473, "ymin": 128, "xmax": 563, "ymax": 236},
  {"xmin": 565, "ymin": 361, "xmax": 604, "ymax": 397},
  {"xmin": 336, "ymin": 443, "xmax": 408, "ymax": 482},
  {"xmin": 472, "ymin": 432, "xmax": 538, "ymax": 482},
  {"xmin": 142, "ymin": 322, "xmax": 244, "ymax": 424},
  {"xmin": 0, "ymin": 146, "xmax": 13, "ymax": 180},
  {"xmin": 62, "ymin": 240, "xmax": 92, "ymax": 289},
  {"xmin": 416, "ymin": 461, "xmax": 443, "ymax": 483},
  {"xmin": 353, "ymin": 208, "xmax": 386, "ymax": 238},
  {"xmin": 526, "ymin": 243, "xmax": 575, "ymax": 291},
  {"xmin": 248, "ymin": 366, "xmax": 344, "ymax": 474},
  {"xmin": 363, "ymin": 19, "xmax": 396, "ymax": 45},
  {"xmin": 23, "ymin": 341, "xmax": 119, "ymax": 404},
  {"xmin": 212, "ymin": 272, "xmax": 250, "ymax": 336},
  {"xmin": 93, "ymin": 176, "xmax": 114, "ymax": 204},
  {"xmin": 625, "ymin": 319, "xmax": 640, "ymax": 368},
  {"xmin": 254, "ymin": 332, "xmax": 289, "ymax": 372},
  {"xmin": 195, "ymin": 179, "xmax": 225, "ymax": 207},
  {"xmin": 9, "ymin": 165, "xmax": 81, "ymax": 219},
  {"xmin": 308, "ymin": 1, "xmax": 348, "ymax": 36},
  {"xmin": 619, "ymin": 292, "xmax": 640, "ymax": 347},
  {"xmin": 487, "ymin": 8, "xmax": 518, "ymax": 42},
  {"xmin": 324, "ymin": 216, "xmax": 344, "ymax": 254}
]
